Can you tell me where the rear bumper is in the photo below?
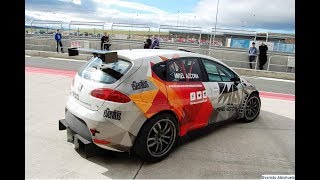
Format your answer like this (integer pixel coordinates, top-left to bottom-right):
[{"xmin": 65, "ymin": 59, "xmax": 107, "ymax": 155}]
[{"xmin": 59, "ymin": 111, "xmax": 129, "ymax": 152}]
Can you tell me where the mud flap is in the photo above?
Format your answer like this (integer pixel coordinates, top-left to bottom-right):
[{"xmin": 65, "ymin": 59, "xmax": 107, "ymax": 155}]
[
  {"xmin": 73, "ymin": 134, "xmax": 97, "ymax": 158},
  {"xmin": 59, "ymin": 119, "xmax": 98, "ymax": 158}
]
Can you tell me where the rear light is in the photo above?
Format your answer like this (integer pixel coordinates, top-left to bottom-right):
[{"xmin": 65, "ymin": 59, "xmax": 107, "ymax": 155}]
[
  {"xmin": 94, "ymin": 139, "xmax": 110, "ymax": 145},
  {"xmin": 91, "ymin": 88, "xmax": 131, "ymax": 103}
]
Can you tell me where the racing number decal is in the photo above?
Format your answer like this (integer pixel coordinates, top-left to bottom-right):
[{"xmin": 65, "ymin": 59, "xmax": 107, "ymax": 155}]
[{"xmin": 190, "ymin": 90, "xmax": 208, "ymax": 105}]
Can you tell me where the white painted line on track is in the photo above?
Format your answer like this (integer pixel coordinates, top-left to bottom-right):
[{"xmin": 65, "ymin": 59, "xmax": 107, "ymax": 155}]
[
  {"xmin": 260, "ymin": 91, "xmax": 295, "ymax": 96},
  {"xmin": 48, "ymin": 57, "xmax": 85, "ymax": 62},
  {"xmin": 242, "ymin": 76, "xmax": 295, "ymax": 83},
  {"xmin": 25, "ymin": 55, "xmax": 31, "ymax": 57},
  {"xmin": 256, "ymin": 77, "xmax": 295, "ymax": 83},
  {"xmin": 260, "ymin": 97, "xmax": 295, "ymax": 103}
]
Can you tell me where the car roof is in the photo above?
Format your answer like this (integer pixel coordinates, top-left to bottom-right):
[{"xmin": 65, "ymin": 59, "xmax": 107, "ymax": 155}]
[{"xmin": 116, "ymin": 49, "xmax": 230, "ymax": 67}]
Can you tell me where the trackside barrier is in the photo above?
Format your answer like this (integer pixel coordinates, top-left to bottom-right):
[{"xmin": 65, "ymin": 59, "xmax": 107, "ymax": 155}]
[{"xmin": 267, "ymin": 55, "xmax": 295, "ymax": 73}]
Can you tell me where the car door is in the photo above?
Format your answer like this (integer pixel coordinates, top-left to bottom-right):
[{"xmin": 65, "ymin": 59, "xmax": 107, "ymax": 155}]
[
  {"xmin": 165, "ymin": 57, "xmax": 213, "ymax": 134},
  {"xmin": 200, "ymin": 58, "xmax": 244, "ymax": 124}
]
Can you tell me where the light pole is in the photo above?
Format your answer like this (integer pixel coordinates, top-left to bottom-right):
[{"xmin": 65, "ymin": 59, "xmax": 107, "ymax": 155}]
[
  {"xmin": 194, "ymin": 16, "xmax": 196, "ymax": 27},
  {"xmin": 177, "ymin": 10, "xmax": 180, "ymax": 27},
  {"xmin": 212, "ymin": 0, "xmax": 220, "ymax": 46}
]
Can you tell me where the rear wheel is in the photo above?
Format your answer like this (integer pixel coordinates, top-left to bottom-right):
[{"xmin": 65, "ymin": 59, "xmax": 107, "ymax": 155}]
[
  {"xmin": 133, "ymin": 113, "xmax": 178, "ymax": 162},
  {"xmin": 241, "ymin": 93, "xmax": 261, "ymax": 122}
]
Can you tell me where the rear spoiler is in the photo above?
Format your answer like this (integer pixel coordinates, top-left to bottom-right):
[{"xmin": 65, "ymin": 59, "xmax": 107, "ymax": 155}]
[
  {"xmin": 68, "ymin": 48, "xmax": 118, "ymax": 63},
  {"xmin": 177, "ymin": 47, "xmax": 193, "ymax": 53}
]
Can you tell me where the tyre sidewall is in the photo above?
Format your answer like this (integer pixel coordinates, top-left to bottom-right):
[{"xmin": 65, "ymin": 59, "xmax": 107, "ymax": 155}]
[
  {"xmin": 133, "ymin": 113, "xmax": 179, "ymax": 162},
  {"xmin": 243, "ymin": 93, "xmax": 261, "ymax": 122}
]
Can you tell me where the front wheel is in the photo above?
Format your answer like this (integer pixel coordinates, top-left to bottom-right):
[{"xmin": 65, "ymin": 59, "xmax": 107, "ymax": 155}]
[
  {"xmin": 241, "ymin": 93, "xmax": 261, "ymax": 122},
  {"xmin": 133, "ymin": 113, "xmax": 178, "ymax": 162}
]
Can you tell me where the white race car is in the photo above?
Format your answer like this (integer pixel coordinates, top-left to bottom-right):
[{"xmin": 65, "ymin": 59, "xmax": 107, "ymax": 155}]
[{"xmin": 59, "ymin": 48, "xmax": 260, "ymax": 162}]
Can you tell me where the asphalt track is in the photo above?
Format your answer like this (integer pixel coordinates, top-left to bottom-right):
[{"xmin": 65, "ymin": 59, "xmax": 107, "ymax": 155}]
[
  {"xmin": 25, "ymin": 56, "xmax": 295, "ymax": 95},
  {"xmin": 25, "ymin": 56, "xmax": 295, "ymax": 179}
]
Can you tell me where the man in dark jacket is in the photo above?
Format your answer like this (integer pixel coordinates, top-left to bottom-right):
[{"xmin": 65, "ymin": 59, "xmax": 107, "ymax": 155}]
[
  {"xmin": 258, "ymin": 42, "xmax": 268, "ymax": 70},
  {"xmin": 144, "ymin": 38, "xmax": 152, "ymax": 49},
  {"xmin": 101, "ymin": 32, "xmax": 110, "ymax": 50},
  {"xmin": 55, "ymin": 29, "xmax": 64, "ymax": 53}
]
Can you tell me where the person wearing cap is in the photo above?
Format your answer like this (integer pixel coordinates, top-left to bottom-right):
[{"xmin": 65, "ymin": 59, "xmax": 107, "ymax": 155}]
[{"xmin": 248, "ymin": 42, "xmax": 258, "ymax": 69}]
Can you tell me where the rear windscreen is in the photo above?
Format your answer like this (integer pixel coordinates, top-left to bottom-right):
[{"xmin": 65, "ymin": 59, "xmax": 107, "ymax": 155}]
[{"xmin": 78, "ymin": 57, "xmax": 132, "ymax": 84}]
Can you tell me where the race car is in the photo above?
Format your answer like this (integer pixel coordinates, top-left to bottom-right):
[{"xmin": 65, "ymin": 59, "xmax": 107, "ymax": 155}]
[{"xmin": 59, "ymin": 48, "xmax": 261, "ymax": 162}]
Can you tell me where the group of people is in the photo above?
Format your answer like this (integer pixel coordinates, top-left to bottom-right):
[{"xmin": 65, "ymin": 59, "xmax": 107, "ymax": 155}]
[
  {"xmin": 54, "ymin": 29, "xmax": 267, "ymax": 71},
  {"xmin": 54, "ymin": 30, "xmax": 111, "ymax": 53},
  {"xmin": 144, "ymin": 36, "xmax": 160, "ymax": 49},
  {"xmin": 248, "ymin": 42, "xmax": 268, "ymax": 70}
]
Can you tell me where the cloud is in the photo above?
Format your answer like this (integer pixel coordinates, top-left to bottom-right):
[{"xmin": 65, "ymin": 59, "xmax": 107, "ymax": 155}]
[
  {"xmin": 59, "ymin": 0, "xmax": 82, "ymax": 5},
  {"xmin": 194, "ymin": 0, "xmax": 295, "ymax": 31},
  {"xmin": 93, "ymin": 0, "xmax": 168, "ymax": 14},
  {"xmin": 25, "ymin": 0, "xmax": 295, "ymax": 33}
]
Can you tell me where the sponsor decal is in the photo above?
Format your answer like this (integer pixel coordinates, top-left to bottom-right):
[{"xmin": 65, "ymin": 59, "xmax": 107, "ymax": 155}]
[
  {"xmin": 190, "ymin": 90, "xmax": 208, "ymax": 105},
  {"xmin": 131, "ymin": 80, "xmax": 149, "ymax": 91},
  {"xmin": 216, "ymin": 105, "xmax": 238, "ymax": 112},
  {"xmin": 103, "ymin": 108, "xmax": 122, "ymax": 120},
  {"xmin": 174, "ymin": 73, "xmax": 199, "ymax": 79},
  {"xmin": 77, "ymin": 84, "xmax": 83, "ymax": 92},
  {"xmin": 72, "ymin": 91, "xmax": 79, "ymax": 100},
  {"xmin": 218, "ymin": 83, "xmax": 241, "ymax": 104}
]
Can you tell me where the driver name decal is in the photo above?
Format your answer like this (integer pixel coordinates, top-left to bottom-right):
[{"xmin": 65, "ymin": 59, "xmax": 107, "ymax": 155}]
[{"xmin": 174, "ymin": 73, "xmax": 199, "ymax": 79}]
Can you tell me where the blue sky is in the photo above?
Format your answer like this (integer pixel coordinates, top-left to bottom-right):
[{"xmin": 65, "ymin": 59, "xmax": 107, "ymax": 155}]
[{"xmin": 25, "ymin": 0, "xmax": 295, "ymax": 34}]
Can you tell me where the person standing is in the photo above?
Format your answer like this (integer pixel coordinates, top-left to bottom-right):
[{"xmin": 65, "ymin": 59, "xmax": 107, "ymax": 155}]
[
  {"xmin": 144, "ymin": 37, "xmax": 152, "ymax": 49},
  {"xmin": 101, "ymin": 32, "xmax": 110, "ymax": 50},
  {"xmin": 55, "ymin": 29, "xmax": 64, "ymax": 53},
  {"xmin": 151, "ymin": 36, "xmax": 160, "ymax": 49},
  {"xmin": 248, "ymin": 42, "xmax": 258, "ymax": 69},
  {"xmin": 258, "ymin": 42, "xmax": 268, "ymax": 70}
]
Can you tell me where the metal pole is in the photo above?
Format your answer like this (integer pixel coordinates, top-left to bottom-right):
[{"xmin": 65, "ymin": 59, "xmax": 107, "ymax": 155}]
[
  {"xmin": 212, "ymin": 0, "xmax": 220, "ymax": 45},
  {"xmin": 199, "ymin": 31, "xmax": 202, "ymax": 47},
  {"xmin": 31, "ymin": 20, "xmax": 34, "ymax": 35},
  {"xmin": 209, "ymin": 29, "xmax": 213, "ymax": 48},
  {"xmin": 266, "ymin": 32, "xmax": 269, "ymax": 42},
  {"xmin": 177, "ymin": 11, "xmax": 180, "ymax": 27},
  {"xmin": 68, "ymin": 23, "xmax": 71, "ymax": 38}
]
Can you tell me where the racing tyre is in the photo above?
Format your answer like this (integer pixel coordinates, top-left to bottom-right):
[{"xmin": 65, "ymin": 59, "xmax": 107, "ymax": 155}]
[
  {"xmin": 241, "ymin": 93, "xmax": 261, "ymax": 123},
  {"xmin": 133, "ymin": 113, "xmax": 178, "ymax": 162}
]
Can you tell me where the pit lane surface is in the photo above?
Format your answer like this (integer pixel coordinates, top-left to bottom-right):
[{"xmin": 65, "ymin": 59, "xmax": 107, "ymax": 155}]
[
  {"xmin": 25, "ymin": 57, "xmax": 295, "ymax": 179},
  {"xmin": 25, "ymin": 56, "xmax": 295, "ymax": 95}
]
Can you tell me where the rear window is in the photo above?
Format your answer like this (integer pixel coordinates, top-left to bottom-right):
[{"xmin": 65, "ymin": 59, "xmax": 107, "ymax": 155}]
[{"xmin": 78, "ymin": 57, "xmax": 132, "ymax": 84}]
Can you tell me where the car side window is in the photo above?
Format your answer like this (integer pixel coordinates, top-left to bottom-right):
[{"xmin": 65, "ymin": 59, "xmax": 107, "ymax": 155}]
[
  {"xmin": 201, "ymin": 58, "xmax": 238, "ymax": 82},
  {"xmin": 217, "ymin": 64, "xmax": 236, "ymax": 81},
  {"xmin": 167, "ymin": 57, "xmax": 203, "ymax": 82},
  {"xmin": 201, "ymin": 59, "xmax": 222, "ymax": 82},
  {"xmin": 152, "ymin": 61, "xmax": 167, "ymax": 81}
]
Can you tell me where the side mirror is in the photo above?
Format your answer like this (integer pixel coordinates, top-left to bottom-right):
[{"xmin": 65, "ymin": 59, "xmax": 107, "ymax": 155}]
[{"xmin": 230, "ymin": 77, "xmax": 240, "ymax": 83}]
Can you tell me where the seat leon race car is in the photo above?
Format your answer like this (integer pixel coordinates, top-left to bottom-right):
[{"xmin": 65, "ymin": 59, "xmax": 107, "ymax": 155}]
[{"xmin": 59, "ymin": 48, "xmax": 261, "ymax": 162}]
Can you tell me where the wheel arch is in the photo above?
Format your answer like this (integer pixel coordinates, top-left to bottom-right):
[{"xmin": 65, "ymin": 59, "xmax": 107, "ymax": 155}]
[{"xmin": 132, "ymin": 110, "xmax": 180, "ymax": 147}]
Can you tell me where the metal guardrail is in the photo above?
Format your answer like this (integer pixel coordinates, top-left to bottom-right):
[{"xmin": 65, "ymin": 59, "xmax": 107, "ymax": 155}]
[
  {"xmin": 209, "ymin": 49, "xmax": 259, "ymax": 70},
  {"xmin": 24, "ymin": 37, "xmax": 295, "ymax": 74},
  {"xmin": 267, "ymin": 55, "xmax": 295, "ymax": 73},
  {"xmin": 25, "ymin": 44, "xmax": 52, "ymax": 51}
]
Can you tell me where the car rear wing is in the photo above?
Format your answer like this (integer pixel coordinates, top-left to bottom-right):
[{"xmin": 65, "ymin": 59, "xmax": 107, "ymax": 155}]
[{"xmin": 68, "ymin": 48, "xmax": 118, "ymax": 63}]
